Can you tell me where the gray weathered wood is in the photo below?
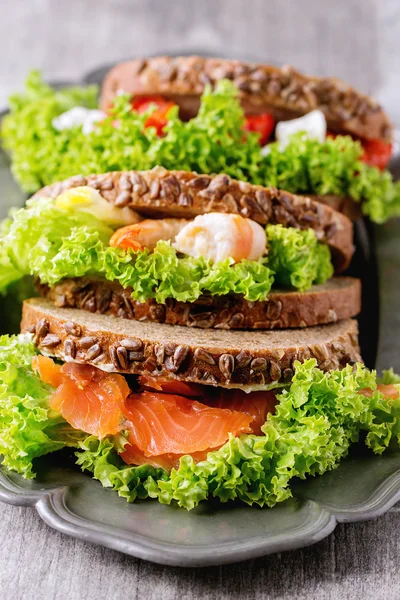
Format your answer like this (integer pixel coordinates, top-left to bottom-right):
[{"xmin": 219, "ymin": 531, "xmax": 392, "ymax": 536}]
[
  {"xmin": 1, "ymin": 501, "xmax": 400, "ymax": 600},
  {"xmin": 1, "ymin": 1, "xmax": 400, "ymax": 598}
]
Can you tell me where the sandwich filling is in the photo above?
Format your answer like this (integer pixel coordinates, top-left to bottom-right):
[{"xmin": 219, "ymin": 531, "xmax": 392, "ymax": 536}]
[
  {"xmin": 2, "ymin": 73, "xmax": 399, "ymax": 223},
  {"xmin": 0, "ymin": 189, "xmax": 333, "ymax": 304},
  {"xmin": 0, "ymin": 333, "xmax": 399, "ymax": 509},
  {"xmin": 116, "ymin": 95, "xmax": 393, "ymax": 170}
]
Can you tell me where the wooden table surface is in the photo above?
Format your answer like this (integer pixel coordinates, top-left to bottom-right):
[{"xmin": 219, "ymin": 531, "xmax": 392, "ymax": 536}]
[
  {"xmin": 1, "ymin": 1, "xmax": 400, "ymax": 598},
  {"xmin": 2, "ymin": 502, "xmax": 400, "ymax": 600}
]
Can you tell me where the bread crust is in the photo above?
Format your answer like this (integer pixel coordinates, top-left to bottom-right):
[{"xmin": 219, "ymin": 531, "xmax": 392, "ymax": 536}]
[
  {"xmin": 33, "ymin": 168, "xmax": 354, "ymax": 272},
  {"xmin": 38, "ymin": 276, "xmax": 361, "ymax": 330},
  {"xmin": 307, "ymin": 195, "xmax": 362, "ymax": 222},
  {"xmin": 21, "ymin": 298, "xmax": 361, "ymax": 388},
  {"xmin": 100, "ymin": 56, "xmax": 392, "ymax": 142}
]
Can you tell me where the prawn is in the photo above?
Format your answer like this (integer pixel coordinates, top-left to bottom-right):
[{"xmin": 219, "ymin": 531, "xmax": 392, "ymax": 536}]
[
  {"xmin": 109, "ymin": 218, "xmax": 189, "ymax": 251},
  {"xmin": 174, "ymin": 213, "xmax": 266, "ymax": 263}
]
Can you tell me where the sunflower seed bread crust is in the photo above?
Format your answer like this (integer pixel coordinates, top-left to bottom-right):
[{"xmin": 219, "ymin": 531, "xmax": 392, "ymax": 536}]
[
  {"xmin": 33, "ymin": 168, "xmax": 354, "ymax": 272},
  {"xmin": 99, "ymin": 56, "xmax": 392, "ymax": 142},
  {"xmin": 37, "ymin": 276, "xmax": 361, "ymax": 330},
  {"xmin": 22, "ymin": 299, "xmax": 361, "ymax": 388}
]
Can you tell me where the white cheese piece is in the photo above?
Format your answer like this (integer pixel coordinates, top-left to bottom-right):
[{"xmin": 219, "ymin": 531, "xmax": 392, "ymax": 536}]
[
  {"xmin": 275, "ymin": 109, "xmax": 327, "ymax": 149},
  {"xmin": 260, "ymin": 145, "xmax": 271, "ymax": 156},
  {"xmin": 52, "ymin": 107, "xmax": 106, "ymax": 135}
]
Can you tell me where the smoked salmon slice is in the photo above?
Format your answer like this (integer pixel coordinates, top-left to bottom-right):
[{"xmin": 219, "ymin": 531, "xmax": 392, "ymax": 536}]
[
  {"xmin": 122, "ymin": 380, "xmax": 276, "ymax": 468},
  {"xmin": 32, "ymin": 355, "xmax": 63, "ymax": 387},
  {"xmin": 120, "ymin": 390, "xmax": 255, "ymax": 468},
  {"xmin": 34, "ymin": 355, "xmax": 130, "ymax": 438},
  {"xmin": 138, "ymin": 375, "xmax": 205, "ymax": 397},
  {"xmin": 33, "ymin": 357, "xmax": 277, "ymax": 470},
  {"xmin": 207, "ymin": 389, "xmax": 277, "ymax": 435},
  {"xmin": 137, "ymin": 375, "xmax": 278, "ymax": 432}
]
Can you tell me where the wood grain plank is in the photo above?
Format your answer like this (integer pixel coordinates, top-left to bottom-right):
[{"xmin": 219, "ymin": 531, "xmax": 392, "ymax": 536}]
[{"xmin": 1, "ymin": 501, "xmax": 400, "ymax": 600}]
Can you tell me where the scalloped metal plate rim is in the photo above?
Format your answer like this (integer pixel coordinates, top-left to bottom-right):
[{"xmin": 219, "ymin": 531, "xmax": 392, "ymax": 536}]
[{"xmin": 1, "ymin": 453, "xmax": 400, "ymax": 567}]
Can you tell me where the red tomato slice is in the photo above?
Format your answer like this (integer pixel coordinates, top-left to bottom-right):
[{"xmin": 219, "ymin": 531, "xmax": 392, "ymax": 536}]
[
  {"xmin": 131, "ymin": 95, "xmax": 176, "ymax": 136},
  {"xmin": 360, "ymin": 139, "xmax": 393, "ymax": 170},
  {"xmin": 243, "ymin": 113, "xmax": 275, "ymax": 145}
]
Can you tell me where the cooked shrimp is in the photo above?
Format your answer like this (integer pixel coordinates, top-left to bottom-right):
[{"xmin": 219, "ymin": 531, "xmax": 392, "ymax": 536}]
[
  {"xmin": 173, "ymin": 213, "xmax": 267, "ymax": 263},
  {"xmin": 109, "ymin": 218, "xmax": 189, "ymax": 251}
]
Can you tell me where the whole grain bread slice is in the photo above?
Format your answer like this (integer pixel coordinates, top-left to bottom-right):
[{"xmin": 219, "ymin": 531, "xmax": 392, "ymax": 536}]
[
  {"xmin": 22, "ymin": 298, "xmax": 361, "ymax": 389},
  {"xmin": 38, "ymin": 276, "xmax": 361, "ymax": 330},
  {"xmin": 99, "ymin": 56, "xmax": 392, "ymax": 142},
  {"xmin": 33, "ymin": 168, "xmax": 354, "ymax": 271}
]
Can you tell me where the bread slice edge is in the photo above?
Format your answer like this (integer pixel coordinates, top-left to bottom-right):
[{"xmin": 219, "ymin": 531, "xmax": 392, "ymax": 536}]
[{"xmin": 22, "ymin": 298, "xmax": 362, "ymax": 389}]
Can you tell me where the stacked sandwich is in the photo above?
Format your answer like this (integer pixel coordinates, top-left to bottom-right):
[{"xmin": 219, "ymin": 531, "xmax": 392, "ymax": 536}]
[{"xmin": 0, "ymin": 57, "xmax": 399, "ymax": 510}]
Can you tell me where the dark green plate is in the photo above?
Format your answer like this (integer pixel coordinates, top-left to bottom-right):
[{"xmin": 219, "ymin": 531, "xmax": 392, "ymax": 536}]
[{"xmin": 0, "ymin": 73, "xmax": 399, "ymax": 565}]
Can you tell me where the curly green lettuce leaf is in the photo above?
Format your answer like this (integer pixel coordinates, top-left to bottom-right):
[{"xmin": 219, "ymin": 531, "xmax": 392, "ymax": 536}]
[
  {"xmin": 0, "ymin": 334, "xmax": 85, "ymax": 477},
  {"xmin": 102, "ymin": 242, "xmax": 275, "ymax": 303},
  {"xmin": 0, "ymin": 199, "xmax": 332, "ymax": 302},
  {"xmin": 1, "ymin": 71, "xmax": 98, "ymax": 192},
  {"xmin": 74, "ymin": 360, "xmax": 400, "ymax": 510},
  {"xmin": 75, "ymin": 436, "xmax": 167, "ymax": 503},
  {"xmin": 0, "ymin": 217, "xmax": 37, "ymax": 333},
  {"xmin": 379, "ymin": 369, "xmax": 400, "ymax": 385},
  {"xmin": 2, "ymin": 72, "xmax": 400, "ymax": 222},
  {"xmin": 266, "ymin": 224, "xmax": 334, "ymax": 290},
  {"xmin": 0, "ymin": 217, "xmax": 22, "ymax": 292},
  {"xmin": 0, "ymin": 245, "xmax": 21, "ymax": 292},
  {"xmin": 0, "ymin": 198, "xmax": 113, "ymax": 282}
]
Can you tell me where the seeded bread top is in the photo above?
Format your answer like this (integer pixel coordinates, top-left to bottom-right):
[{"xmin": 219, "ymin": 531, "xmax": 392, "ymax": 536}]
[
  {"xmin": 22, "ymin": 298, "xmax": 361, "ymax": 388},
  {"xmin": 100, "ymin": 56, "xmax": 392, "ymax": 142},
  {"xmin": 33, "ymin": 167, "xmax": 354, "ymax": 272}
]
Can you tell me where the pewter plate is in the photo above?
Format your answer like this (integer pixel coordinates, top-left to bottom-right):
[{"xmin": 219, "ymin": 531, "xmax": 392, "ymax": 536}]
[{"xmin": 0, "ymin": 67, "xmax": 399, "ymax": 566}]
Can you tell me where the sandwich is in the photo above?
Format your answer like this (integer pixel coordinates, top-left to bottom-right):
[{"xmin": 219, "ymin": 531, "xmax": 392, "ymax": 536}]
[
  {"xmin": 0, "ymin": 168, "xmax": 399, "ymax": 510},
  {"xmin": 2, "ymin": 58, "xmax": 400, "ymax": 223}
]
